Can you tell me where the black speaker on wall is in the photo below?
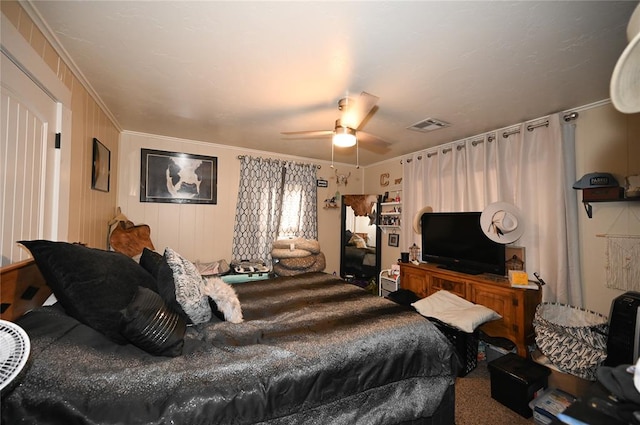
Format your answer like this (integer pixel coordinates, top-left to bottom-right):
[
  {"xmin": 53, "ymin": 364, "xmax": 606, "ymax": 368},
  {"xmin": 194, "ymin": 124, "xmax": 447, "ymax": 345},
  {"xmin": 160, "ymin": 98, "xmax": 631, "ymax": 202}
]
[{"xmin": 604, "ymin": 291, "xmax": 640, "ymax": 367}]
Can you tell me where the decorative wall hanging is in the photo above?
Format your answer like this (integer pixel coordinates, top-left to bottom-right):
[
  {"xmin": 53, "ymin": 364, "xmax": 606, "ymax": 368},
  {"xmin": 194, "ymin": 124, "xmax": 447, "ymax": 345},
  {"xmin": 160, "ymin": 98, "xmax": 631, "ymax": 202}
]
[
  {"xmin": 380, "ymin": 173, "xmax": 390, "ymax": 186},
  {"xmin": 323, "ymin": 197, "xmax": 338, "ymax": 209},
  {"xmin": 335, "ymin": 170, "xmax": 351, "ymax": 186},
  {"xmin": 140, "ymin": 149, "xmax": 217, "ymax": 204},
  {"xmin": 342, "ymin": 194, "xmax": 377, "ymax": 216},
  {"xmin": 91, "ymin": 138, "xmax": 110, "ymax": 192},
  {"xmin": 605, "ymin": 234, "xmax": 640, "ymax": 291},
  {"xmin": 388, "ymin": 233, "xmax": 399, "ymax": 247}
]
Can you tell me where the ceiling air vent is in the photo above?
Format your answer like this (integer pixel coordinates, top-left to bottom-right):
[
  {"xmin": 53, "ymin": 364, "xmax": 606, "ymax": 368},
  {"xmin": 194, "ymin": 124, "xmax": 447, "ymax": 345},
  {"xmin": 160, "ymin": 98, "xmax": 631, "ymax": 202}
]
[{"xmin": 407, "ymin": 118, "xmax": 451, "ymax": 132}]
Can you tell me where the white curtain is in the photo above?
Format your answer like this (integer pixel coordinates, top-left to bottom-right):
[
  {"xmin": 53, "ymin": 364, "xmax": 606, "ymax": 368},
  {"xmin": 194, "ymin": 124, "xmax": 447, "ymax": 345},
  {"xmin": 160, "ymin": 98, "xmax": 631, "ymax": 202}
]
[
  {"xmin": 232, "ymin": 156, "xmax": 317, "ymax": 266},
  {"xmin": 402, "ymin": 113, "xmax": 582, "ymax": 305}
]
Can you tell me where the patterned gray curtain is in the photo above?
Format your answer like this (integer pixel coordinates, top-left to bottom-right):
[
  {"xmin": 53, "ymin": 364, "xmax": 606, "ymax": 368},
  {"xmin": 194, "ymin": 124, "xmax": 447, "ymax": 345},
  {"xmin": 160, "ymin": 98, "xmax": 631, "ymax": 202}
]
[
  {"xmin": 280, "ymin": 162, "xmax": 318, "ymax": 239},
  {"xmin": 232, "ymin": 157, "xmax": 317, "ymax": 266},
  {"xmin": 232, "ymin": 157, "xmax": 284, "ymax": 265}
]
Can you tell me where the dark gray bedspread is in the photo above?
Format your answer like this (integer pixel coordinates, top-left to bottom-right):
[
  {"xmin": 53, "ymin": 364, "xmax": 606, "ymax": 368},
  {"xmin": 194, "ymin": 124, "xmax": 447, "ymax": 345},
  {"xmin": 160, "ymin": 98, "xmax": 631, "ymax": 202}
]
[{"xmin": 2, "ymin": 272, "xmax": 456, "ymax": 425}]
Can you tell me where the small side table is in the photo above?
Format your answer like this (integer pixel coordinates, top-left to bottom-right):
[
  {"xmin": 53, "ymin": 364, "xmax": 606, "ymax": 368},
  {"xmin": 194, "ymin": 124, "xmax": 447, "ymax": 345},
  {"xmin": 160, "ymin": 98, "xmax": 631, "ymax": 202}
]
[{"xmin": 379, "ymin": 270, "xmax": 399, "ymax": 297}]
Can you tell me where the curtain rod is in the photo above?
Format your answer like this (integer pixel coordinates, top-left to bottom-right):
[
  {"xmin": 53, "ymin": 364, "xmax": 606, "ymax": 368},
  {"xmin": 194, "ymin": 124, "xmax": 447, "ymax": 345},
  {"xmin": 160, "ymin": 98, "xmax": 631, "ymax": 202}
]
[
  {"xmin": 502, "ymin": 111, "xmax": 579, "ymax": 138},
  {"xmin": 401, "ymin": 111, "xmax": 580, "ymax": 163},
  {"xmin": 502, "ymin": 120, "xmax": 549, "ymax": 138},
  {"xmin": 237, "ymin": 155, "xmax": 321, "ymax": 169}
]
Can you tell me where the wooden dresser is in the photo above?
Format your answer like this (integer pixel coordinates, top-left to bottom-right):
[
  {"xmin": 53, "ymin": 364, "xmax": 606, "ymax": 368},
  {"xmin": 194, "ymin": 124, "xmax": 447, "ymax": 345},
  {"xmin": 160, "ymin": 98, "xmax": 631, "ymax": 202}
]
[{"xmin": 400, "ymin": 262, "xmax": 541, "ymax": 357}]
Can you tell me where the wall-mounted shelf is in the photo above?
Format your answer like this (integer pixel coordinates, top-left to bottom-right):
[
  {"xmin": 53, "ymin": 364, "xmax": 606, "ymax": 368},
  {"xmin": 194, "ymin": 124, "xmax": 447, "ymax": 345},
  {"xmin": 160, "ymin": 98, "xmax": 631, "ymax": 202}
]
[
  {"xmin": 378, "ymin": 225, "xmax": 401, "ymax": 233},
  {"xmin": 582, "ymin": 198, "xmax": 640, "ymax": 218},
  {"xmin": 382, "ymin": 188, "xmax": 402, "ymax": 203},
  {"xmin": 379, "ymin": 200, "xmax": 401, "ymax": 228}
]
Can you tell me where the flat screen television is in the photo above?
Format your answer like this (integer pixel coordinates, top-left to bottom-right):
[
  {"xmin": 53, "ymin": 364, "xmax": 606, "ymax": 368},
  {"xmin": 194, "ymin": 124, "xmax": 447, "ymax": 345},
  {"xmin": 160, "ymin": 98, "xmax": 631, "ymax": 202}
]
[{"xmin": 421, "ymin": 212, "xmax": 506, "ymax": 276}]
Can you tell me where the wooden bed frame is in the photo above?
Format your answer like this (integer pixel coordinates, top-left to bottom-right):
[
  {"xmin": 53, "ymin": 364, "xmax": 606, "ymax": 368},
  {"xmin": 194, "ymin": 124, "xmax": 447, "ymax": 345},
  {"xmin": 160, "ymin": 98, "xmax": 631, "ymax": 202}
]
[{"xmin": 1, "ymin": 259, "xmax": 51, "ymax": 322}]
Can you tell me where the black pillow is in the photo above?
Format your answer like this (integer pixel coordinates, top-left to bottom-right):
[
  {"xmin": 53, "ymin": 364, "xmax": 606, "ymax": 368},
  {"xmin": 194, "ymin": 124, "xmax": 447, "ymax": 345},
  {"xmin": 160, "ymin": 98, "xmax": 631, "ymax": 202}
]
[
  {"xmin": 140, "ymin": 247, "xmax": 164, "ymax": 278},
  {"xmin": 120, "ymin": 286, "xmax": 186, "ymax": 357},
  {"xmin": 208, "ymin": 298, "xmax": 224, "ymax": 322},
  {"xmin": 143, "ymin": 247, "xmax": 222, "ymax": 323},
  {"xmin": 387, "ymin": 288, "xmax": 421, "ymax": 306},
  {"xmin": 20, "ymin": 240, "xmax": 157, "ymax": 344},
  {"xmin": 143, "ymin": 251, "xmax": 191, "ymax": 322}
]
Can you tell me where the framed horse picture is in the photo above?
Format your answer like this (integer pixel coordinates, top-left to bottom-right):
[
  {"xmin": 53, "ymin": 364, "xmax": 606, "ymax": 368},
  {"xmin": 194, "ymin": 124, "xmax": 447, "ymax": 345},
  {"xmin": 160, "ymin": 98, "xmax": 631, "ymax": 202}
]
[{"xmin": 140, "ymin": 149, "xmax": 217, "ymax": 204}]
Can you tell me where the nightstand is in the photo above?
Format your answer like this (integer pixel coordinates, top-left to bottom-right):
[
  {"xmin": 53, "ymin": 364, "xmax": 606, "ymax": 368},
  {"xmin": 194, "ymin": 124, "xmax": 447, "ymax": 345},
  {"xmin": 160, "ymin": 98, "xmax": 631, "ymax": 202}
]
[{"xmin": 379, "ymin": 269, "xmax": 399, "ymax": 297}]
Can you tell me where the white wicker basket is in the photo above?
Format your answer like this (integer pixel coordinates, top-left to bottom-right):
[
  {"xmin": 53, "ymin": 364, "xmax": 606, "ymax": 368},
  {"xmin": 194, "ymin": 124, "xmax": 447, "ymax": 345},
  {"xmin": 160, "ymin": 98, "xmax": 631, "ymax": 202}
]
[{"xmin": 533, "ymin": 302, "xmax": 608, "ymax": 381}]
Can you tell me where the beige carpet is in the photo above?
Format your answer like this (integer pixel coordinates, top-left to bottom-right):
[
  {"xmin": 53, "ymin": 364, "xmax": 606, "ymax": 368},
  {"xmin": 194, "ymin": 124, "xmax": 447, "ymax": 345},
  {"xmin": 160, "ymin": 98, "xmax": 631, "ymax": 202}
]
[{"xmin": 455, "ymin": 360, "xmax": 535, "ymax": 425}]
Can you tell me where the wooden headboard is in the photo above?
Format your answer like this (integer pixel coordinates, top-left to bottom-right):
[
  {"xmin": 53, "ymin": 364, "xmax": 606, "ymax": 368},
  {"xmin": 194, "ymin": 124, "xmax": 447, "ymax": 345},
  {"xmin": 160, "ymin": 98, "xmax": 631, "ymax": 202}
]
[{"xmin": 1, "ymin": 259, "xmax": 51, "ymax": 322}]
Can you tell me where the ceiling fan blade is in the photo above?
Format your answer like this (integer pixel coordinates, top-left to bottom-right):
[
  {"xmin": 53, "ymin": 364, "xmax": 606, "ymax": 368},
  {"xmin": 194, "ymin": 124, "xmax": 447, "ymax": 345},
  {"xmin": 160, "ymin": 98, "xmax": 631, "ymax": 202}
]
[
  {"xmin": 281, "ymin": 130, "xmax": 333, "ymax": 138},
  {"xmin": 341, "ymin": 92, "xmax": 379, "ymax": 130},
  {"xmin": 357, "ymin": 131, "xmax": 392, "ymax": 154}
]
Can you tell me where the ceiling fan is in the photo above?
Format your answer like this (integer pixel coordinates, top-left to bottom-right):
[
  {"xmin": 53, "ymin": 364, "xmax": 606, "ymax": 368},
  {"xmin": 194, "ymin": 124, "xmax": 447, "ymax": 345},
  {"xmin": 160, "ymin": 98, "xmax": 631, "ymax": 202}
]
[{"xmin": 281, "ymin": 92, "xmax": 391, "ymax": 153}]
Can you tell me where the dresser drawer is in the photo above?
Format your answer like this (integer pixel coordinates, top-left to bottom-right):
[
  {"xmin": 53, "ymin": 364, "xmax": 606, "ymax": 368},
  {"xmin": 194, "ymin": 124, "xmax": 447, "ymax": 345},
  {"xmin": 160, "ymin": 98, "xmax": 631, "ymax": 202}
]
[
  {"xmin": 431, "ymin": 277, "xmax": 466, "ymax": 298},
  {"xmin": 381, "ymin": 277, "xmax": 398, "ymax": 293}
]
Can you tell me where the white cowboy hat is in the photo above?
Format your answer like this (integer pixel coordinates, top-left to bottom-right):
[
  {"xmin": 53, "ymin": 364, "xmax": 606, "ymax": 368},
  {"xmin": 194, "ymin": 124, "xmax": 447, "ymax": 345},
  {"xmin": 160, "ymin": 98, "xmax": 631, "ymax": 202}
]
[
  {"xmin": 412, "ymin": 206, "xmax": 433, "ymax": 233},
  {"xmin": 611, "ymin": 3, "xmax": 640, "ymax": 113},
  {"xmin": 480, "ymin": 202, "xmax": 524, "ymax": 244}
]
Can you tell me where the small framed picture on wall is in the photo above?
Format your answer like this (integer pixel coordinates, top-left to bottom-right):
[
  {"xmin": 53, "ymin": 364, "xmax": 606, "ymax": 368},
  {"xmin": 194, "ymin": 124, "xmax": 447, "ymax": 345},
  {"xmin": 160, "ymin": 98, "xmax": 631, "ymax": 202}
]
[
  {"xmin": 91, "ymin": 138, "xmax": 110, "ymax": 192},
  {"xmin": 388, "ymin": 233, "xmax": 400, "ymax": 247}
]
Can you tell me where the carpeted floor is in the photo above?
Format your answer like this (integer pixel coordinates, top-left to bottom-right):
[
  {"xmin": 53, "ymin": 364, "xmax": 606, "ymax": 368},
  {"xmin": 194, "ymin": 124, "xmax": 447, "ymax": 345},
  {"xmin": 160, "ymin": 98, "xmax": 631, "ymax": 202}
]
[{"xmin": 455, "ymin": 359, "xmax": 535, "ymax": 425}]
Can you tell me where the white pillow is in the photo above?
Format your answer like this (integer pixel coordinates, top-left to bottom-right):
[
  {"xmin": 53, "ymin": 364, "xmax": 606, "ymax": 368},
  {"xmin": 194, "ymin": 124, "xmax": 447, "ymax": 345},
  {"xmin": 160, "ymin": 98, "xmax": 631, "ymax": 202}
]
[
  {"xmin": 202, "ymin": 276, "xmax": 243, "ymax": 323},
  {"xmin": 411, "ymin": 290, "xmax": 501, "ymax": 333},
  {"xmin": 42, "ymin": 293, "xmax": 58, "ymax": 306}
]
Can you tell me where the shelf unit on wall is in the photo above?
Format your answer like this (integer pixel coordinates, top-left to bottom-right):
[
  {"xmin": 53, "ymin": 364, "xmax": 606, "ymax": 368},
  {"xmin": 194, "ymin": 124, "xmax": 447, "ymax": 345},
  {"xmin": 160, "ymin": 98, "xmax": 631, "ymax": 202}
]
[
  {"xmin": 379, "ymin": 200, "xmax": 401, "ymax": 232},
  {"xmin": 582, "ymin": 198, "xmax": 640, "ymax": 218},
  {"xmin": 378, "ymin": 189, "xmax": 402, "ymax": 232}
]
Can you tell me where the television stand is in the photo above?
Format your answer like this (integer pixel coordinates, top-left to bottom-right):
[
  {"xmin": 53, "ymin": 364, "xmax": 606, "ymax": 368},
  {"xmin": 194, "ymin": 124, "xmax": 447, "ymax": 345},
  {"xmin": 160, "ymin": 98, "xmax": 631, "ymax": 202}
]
[
  {"xmin": 400, "ymin": 262, "xmax": 541, "ymax": 357},
  {"xmin": 437, "ymin": 264, "xmax": 482, "ymax": 275}
]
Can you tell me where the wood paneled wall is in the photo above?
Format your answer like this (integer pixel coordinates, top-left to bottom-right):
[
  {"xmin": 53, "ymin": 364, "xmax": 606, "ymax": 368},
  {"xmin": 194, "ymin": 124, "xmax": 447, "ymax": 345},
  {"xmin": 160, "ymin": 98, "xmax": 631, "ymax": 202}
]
[{"xmin": 2, "ymin": 1, "xmax": 120, "ymax": 250}]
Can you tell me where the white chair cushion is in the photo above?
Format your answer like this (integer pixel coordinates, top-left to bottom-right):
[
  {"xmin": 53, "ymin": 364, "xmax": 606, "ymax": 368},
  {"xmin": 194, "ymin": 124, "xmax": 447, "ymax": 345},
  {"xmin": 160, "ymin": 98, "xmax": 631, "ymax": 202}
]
[{"xmin": 411, "ymin": 290, "xmax": 501, "ymax": 333}]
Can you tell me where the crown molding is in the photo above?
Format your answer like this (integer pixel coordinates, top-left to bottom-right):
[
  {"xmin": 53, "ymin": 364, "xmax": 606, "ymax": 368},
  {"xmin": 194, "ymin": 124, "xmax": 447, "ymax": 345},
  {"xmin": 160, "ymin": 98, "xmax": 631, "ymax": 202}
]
[{"xmin": 19, "ymin": 0, "xmax": 122, "ymax": 132}]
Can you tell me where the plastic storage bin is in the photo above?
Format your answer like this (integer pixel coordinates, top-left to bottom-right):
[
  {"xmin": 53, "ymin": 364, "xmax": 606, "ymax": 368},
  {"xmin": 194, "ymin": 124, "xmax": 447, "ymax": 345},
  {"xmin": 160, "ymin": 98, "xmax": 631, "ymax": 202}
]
[
  {"xmin": 488, "ymin": 353, "xmax": 551, "ymax": 417},
  {"xmin": 528, "ymin": 388, "xmax": 576, "ymax": 425},
  {"xmin": 430, "ymin": 317, "xmax": 478, "ymax": 377}
]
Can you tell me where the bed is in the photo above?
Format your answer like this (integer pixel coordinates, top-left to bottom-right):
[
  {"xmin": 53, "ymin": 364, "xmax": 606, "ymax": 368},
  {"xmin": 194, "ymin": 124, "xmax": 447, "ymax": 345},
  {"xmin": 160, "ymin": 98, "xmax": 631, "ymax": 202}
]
[{"xmin": 1, "ymin": 241, "xmax": 457, "ymax": 425}]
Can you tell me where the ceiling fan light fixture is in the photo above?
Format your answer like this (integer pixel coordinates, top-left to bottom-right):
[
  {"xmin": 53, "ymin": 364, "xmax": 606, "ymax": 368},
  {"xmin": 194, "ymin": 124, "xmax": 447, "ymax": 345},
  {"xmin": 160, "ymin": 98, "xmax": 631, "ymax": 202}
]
[{"xmin": 333, "ymin": 125, "xmax": 357, "ymax": 147}]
